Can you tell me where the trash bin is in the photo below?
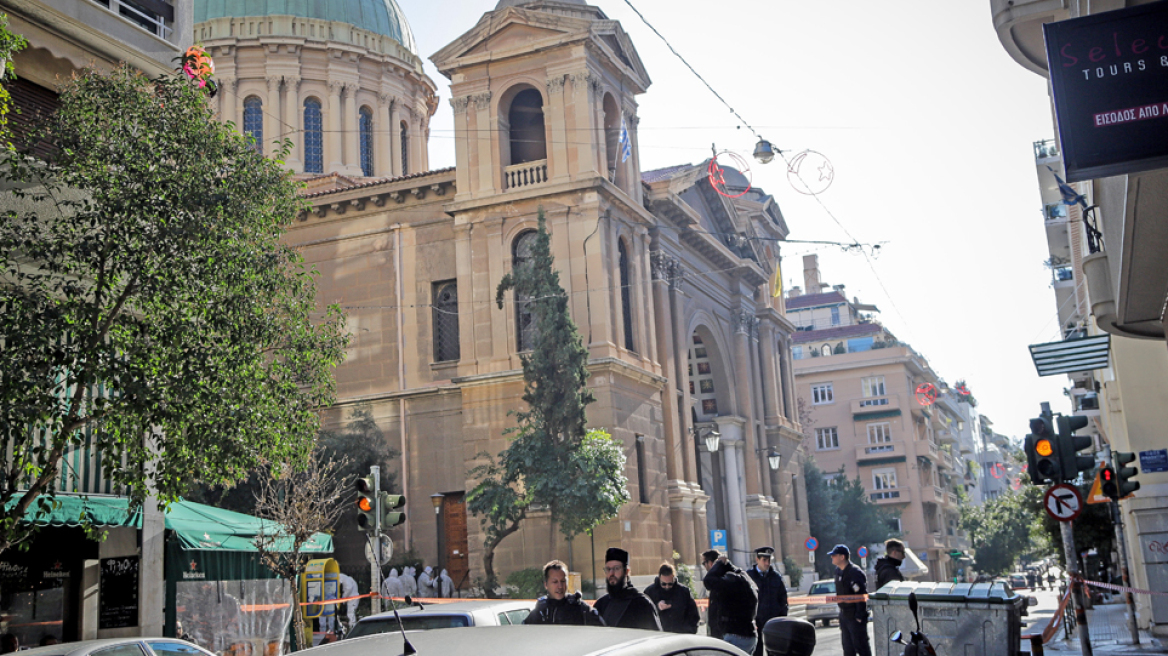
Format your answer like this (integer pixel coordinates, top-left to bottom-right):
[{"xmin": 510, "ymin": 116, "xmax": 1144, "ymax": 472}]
[{"xmin": 870, "ymin": 581, "xmax": 1025, "ymax": 656}]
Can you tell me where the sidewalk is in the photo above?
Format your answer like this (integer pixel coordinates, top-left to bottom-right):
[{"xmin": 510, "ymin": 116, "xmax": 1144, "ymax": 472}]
[{"xmin": 1039, "ymin": 601, "xmax": 1167, "ymax": 654}]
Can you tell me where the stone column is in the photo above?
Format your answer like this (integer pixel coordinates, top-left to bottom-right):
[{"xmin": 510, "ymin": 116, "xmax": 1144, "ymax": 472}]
[
  {"xmin": 627, "ymin": 110, "xmax": 643, "ymax": 203},
  {"xmin": 652, "ymin": 251, "xmax": 681, "ymax": 483},
  {"xmin": 326, "ymin": 81, "xmax": 344, "ymax": 174},
  {"xmin": 760, "ymin": 322, "xmax": 781, "ymax": 423},
  {"xmin": 470, "ymin": 93, "xmax": 492, "ymax": 192},
  {"xmin": 715, "ymin": 417, "xmax": 748, "ymax": 564},
  {"xmin": 672, "ymin": 266, "xmax": 696, "ymax": 483},
  {"xmin": 343, "ymin": 83, "xmax": 363, "ymax": 177},
  {"xmin": 219, "ymin": 77, "xmax": 237, "ymax": 127},
  {"xmin": 389, "ymin": 98, "xmax": 402, "ymax": 177},
  {"xmin": 732, "ymin": 309, "xmax": 763, "ymax": 497},
  {"xmin": 569, "ymin": 72, "xmax": 600, "ymax": 177},
  {"xmin": 781, "ymin": 336, "xmax": 797, "ymax": 420},
  {"xmin": 409, "ymin": 107, "xmax": 425, "ymax": 175},
  {"xmin": 451, "ymin": 95, "xmax": 471, "ymax": 196},
  {"xmin": 545, "ymin": 75, "xmax": 568, "ymax": 181},
  {"xmin": 264, "ymin": 76, "xmax": 280, "ymax": 157},
  {"xmin": 375, "ymin": 92, "xmax": 390, "ymax": 177},
  {"xmin": 281, "ymin": 76, "xmax": 301, "ymax": 172}
]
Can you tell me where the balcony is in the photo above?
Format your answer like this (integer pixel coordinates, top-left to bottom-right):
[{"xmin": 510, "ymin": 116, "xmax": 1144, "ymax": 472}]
[
  {"xmin": 869, "ymin": 487, "xmax": 910, "ymax": 504},
  {"xmin": 1034, "ymin": 138, "xmax": 1061, "ymax": 163},
  {"xmin": 856, "ymin": 440, "xmax": 906, "ymax": 462},
  {"xmin": 503, "ymin": 159, "xmax": 548, "ymax": 190},
  {"xmin": 948, "ymin": 491, "xmax": 960, "ymax": 506},
  {"xmin": 919, "ymin": 485, "xmax": 939, "ymax": 504},
  {"xmin": 91, "ymin": 0, "xmax": 174, "ymax": 41},
  {"xmin": 928, "ymin": 532, "xmax": 947, "ymax": 550},
  {"xmin": 1052, "ymin": 266, "xmax": 1074, "ymax": 288},
  {"xmin": 1044, "ymin": 202, "xmax": 1069, "ymax": 225},
  {"xmin": 936, "ymin": 427, "xmax": 958, "ymax": 446},
  {"xmin": 851, "ymin": 395, "xmax": 900, "ymax": 414}
]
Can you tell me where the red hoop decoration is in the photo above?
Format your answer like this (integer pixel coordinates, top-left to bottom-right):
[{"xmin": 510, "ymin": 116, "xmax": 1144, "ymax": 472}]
[
  {"xmin": 990, "ymin": 463, "xmax": 1007, "ymax": 479},
  {"xmin": 915, "ymin": 383, "xmax": 938, "ymax": 406},
  {"xmin": 786, "ymin": 150, "xmax": 835, "ymax": 195},
  {"xmin": 1011, "ymin": 477, "xmax": 1024, "ymax": 491},
  {"xmin": 955, "ymin": 382, "xmax": 971, "ymax": 396},
  {"xmin": 708, "ymin": 151, "xmax": 753, "ymax": 198}
]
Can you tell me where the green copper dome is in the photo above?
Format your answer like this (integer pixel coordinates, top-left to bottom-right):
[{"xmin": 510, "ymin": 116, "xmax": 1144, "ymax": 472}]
[{"xmin": 195, "ymin": 0, "xmax": 417, "ymax": 53}]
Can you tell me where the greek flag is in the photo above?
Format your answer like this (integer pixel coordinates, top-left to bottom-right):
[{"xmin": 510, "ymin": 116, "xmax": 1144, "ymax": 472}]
[{"xmin": 619, "ymin": 114, "xmax": 632, "ymax": 163}]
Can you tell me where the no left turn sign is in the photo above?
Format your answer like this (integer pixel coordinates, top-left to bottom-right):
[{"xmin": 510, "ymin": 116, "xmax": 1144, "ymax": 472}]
[{"xmin": 1043, "ymin": 483, "xmax": 1084, "ymax": 523}]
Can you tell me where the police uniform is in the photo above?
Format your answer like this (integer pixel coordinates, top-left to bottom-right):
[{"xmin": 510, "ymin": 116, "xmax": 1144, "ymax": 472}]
[
  {"xmin": 746, "ymin": 547, "xmax": 788, "ymax": 656},
  {"xmin": 830, "ymin": 545, "xmax": 871, "ymax": 656}
]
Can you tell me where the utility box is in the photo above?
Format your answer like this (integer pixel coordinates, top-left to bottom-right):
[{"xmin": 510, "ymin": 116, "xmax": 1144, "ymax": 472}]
[{"xmin": 870, "ymin": 581, "xmax": 1025, "ymax": 656}]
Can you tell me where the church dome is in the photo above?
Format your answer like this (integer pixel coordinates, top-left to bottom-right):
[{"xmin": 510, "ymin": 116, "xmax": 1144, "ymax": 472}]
[{"xmin": 195, "ymin": 0, "xmax": 417, "ymax": 53}]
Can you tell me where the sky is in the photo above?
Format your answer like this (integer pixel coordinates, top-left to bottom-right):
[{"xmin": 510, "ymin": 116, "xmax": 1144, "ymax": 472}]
[{"xmin": 399, "ymin": 0, "xmax": 1071, "ymax": 439}]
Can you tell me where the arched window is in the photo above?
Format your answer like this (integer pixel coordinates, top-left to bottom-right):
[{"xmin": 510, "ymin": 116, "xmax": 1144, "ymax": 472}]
[
  {"xmin": 243, "ymin": 96, "xmax": 263, "ymax": 151},
  {"xmin": 400, "ymin": 120, "xmax": 409, "ymax": 175},
  {"xmin": 359, "ymin": 106, "xmax": 374, "ymax": 177},
  {"xmin": 603, "ymin": 93, "xmax": 622, "ymax": 184},
  {"xmin": 303, "ymin": 98, "xmax": 323, "ymax": 174},
  {"xmin": 618, "ymin": 239, "xmax": 635, "ymax": 352},
  {"xmin": 432, "ymin": 281, "xmax": 460, "ymax": 362},
  {"xmin": 513, "ymin": 230, "xmax": 538, "ymax": 351},
  {"xmin": 508, "ymin": 88, "xmax": 547, "ymax": 165}
]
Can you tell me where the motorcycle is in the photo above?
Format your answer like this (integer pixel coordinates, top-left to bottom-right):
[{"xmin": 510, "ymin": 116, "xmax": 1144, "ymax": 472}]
[{"xmin": 889, "ymin": 592, "xmax": 936, "ymax": 656}]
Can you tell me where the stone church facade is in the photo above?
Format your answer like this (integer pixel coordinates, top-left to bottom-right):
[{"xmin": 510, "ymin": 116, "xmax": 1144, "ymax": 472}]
[{"xmin": 195, "ymin": 0, "xmax": 809, "ymax": 590}]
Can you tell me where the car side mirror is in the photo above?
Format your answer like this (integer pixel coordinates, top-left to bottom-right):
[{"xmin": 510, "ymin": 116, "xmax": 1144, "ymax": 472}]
[{"xmin": 890, "ymin": 631, "xmax": 905, "ymax": 644}]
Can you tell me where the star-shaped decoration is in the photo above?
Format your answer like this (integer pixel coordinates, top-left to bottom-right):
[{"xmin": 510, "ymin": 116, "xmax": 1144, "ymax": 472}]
[
  {"xmin": 818, "ymin": 160, "xmax": 833, "ymax": 182},
  {"xmin": 189, "ymin": 560, "xmax": 198, "ymax": 571}
]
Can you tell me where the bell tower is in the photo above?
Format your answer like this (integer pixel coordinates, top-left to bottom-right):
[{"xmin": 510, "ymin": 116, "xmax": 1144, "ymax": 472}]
[{"xmin": 431, "ymin": 0, "xmax": 650, "ymax": 203}]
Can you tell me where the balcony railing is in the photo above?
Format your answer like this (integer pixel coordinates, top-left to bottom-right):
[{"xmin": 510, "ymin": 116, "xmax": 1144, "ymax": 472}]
[
  {"xmin": 504, "ymin": 159, "xmax": 548, "ymax": 190},
  {"xmin": 91, "ymin": 0, "xmax": 174, "ymax": 41},
  {"xmin": 1034, "ymin": 138, "xmax": 1060, "ymax": 162},
  {"xmin": 1044, "ymin": 203, "xmax": 1069, "ymax": 223},
  {"xmin": 870, "ymin": 488, "xmax": 909, "ymax": 504},
  {"xmin": 851, "ymin": 396, "xmax": 900, "ymax": 414}
]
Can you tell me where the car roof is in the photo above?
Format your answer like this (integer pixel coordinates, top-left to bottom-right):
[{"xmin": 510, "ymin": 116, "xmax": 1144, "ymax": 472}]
[
  {"xmin": 308, "ymin": 625, "xmax": 747, "ymax": 656},
  {"xmin": 21, "ymin": 638, "xmax": 199, "ymax": 656},
  {"xmin": 361, "ymin": 600, "xmax": 533, "ymax": 618}
]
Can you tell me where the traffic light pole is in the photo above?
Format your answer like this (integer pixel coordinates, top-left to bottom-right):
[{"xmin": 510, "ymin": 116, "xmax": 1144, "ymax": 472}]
[
  {"xmin": 1060, "ymin": 519, "xmax": 1093, "ymax": 656},
  {"xmin": 370, "ymin": 465, "xmax": 381, "ymax": 615},
  {"xmin": 1110, "ymin": 500, "xmax": 1139, "ymax": 645}
]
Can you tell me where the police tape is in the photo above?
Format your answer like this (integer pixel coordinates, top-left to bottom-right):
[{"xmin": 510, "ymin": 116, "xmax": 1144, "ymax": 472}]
[{"xmin": 1073, "ymin": 575, "xmax": 1168, "ymax": 597}]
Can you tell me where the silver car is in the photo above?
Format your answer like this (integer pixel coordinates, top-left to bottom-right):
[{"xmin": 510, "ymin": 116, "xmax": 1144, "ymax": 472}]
[
  {"xmin": 346, "ymin": 600, "xmax": 535, "ymax": 636},
  {"xmin": 313, "ymin": 625, "xmax": 747, "ymax": 656},
  {"xmin": 19, "ymin": 639, "xmax": 214, "ymax": 656},
  {"xmin": 804, "ymin": 579, "xmax": 840, "ymax": 627}
]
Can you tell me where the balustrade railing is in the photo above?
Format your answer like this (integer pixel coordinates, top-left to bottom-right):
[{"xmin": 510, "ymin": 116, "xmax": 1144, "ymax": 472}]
[{"xmin": 504, "ymin": 159, "xmax": 548, "ymax": 190}]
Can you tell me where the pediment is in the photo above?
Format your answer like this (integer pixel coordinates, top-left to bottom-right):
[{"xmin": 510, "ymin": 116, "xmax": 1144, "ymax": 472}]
[
  {"xmin": 431, "ymin": 7, "xmax": 593, "ymax": 73},
  {"xmin": 463, "ymin": 22, "xmax": 569, "ymax": 57}
]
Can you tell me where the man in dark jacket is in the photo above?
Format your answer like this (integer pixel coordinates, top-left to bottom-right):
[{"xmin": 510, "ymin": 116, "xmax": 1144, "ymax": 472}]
[
  {"xmin": 594, "ymin": 548, "xmax": 662, "ymax": 631},
  {"xmin": 746, "ymin": 547, "xmax": 788, "ymax": 656},
  {"xmin": 644, "ymin": 562, "xmax": 700, "ymax": 634},
  {"xmin": 702, "ymin": 549, "xmax": 758, "ymax": 654},
  {"xmin": 874, "ymin": 539, "xmax": 906, "ymax": 591},
  {"xmin": 831, "ymin": 544, "xmax": 871, "ymax": 656},
  {"xmin": 524, "ymin": 560, "xmax": 605, "ymax": 626}
]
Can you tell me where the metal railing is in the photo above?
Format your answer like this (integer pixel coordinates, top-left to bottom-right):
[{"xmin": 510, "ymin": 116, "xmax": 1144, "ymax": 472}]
[
  {"xmin": 1034, "ymin": 138, "xmax": 1060, "ymax": 162},
  {"xmin": 870, "ymin": 489, "xmax": 901, "ymax": 501},
  {"xmin": 858, "ymin": 397, "xmax": 889, "ymax": 407},
  {"xmin": 91, "ymin": 0, "xmax": 174, "ymax": 41}
]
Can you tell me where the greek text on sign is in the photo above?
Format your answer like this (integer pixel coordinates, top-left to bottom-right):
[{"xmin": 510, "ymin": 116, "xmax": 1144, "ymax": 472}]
[
  {"xmin": 1043, "ymin": 483, "xmax": 1084, "ymax": 523},
  {"xmin": 1095, "ymin": 102, "xmax": 1168, "ymax": 127}
]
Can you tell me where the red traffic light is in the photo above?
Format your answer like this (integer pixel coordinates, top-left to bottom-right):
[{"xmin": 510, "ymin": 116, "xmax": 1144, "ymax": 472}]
[{"xmin": 1103, "ymin": 468, "xmax": 1113, "ymax": 481}]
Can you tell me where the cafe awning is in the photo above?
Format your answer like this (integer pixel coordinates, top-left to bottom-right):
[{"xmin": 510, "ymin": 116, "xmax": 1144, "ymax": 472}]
[{"xmin": 10, "ymin": 494, "xmax": 331, "ymax": 553}]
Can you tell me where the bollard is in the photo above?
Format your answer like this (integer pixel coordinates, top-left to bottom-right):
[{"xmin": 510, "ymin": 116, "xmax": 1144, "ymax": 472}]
[{"xmin": 1028, "ymin": 634, "xmax": 1044, "ymax": 656}]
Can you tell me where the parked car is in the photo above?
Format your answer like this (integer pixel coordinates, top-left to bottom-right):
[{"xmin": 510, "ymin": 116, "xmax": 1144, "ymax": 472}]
[
  {"xmin": 313, "ymin": 625, "xmax": 747, "ymax": 656},
  {"xmin": 805, "ymin": 579, "xmax": 840, "ymax": 627},
  {"xmin": 346, "ymin": 600, "xmax": 535, "ymax": 637},
  {"xmin": 21, "ymin": 638, "xmax": 213, "ymax": 656},
  {"xmin": 1009, "ymin": 573, "xmax": 1028, "ymax": 590}
]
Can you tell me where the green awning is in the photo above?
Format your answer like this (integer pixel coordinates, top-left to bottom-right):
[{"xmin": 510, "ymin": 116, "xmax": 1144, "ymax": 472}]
[
  {"xmin": 854, "ymin": 409, "xmax": 903, "ymax": 421},
  {"xmin": 857, "ymin": 456, "xmax": 907, "ymax": 466},
  {"xmin": 10, "ymin": 494, "xmax": 331, "ymax": 553}
]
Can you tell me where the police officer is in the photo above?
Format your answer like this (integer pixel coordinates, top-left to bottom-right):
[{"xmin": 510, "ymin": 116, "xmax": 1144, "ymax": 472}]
[
  {"xmin": 524, "ymin": 560, "xmax": 604, "ymax": 625},
  {"xmin": 830, "ymin": 545, "xmax": 871, "ymax": 656},
  {"xmin": 746, "ymin": 547, "xmax": 788, "ymax": 656}
]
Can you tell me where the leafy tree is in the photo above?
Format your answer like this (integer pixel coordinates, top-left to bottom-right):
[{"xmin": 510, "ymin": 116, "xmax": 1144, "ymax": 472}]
[
  {"xmin": 803, "ymin": 459, "xmax": 899, "ymax": 579},
  {"xmin": 961, "ymin": 486, "xmax": 1046, "ymax": 576},
  {"xmin": 0, "ymin": 14, "xmax": 27, "ymax": 144},
  {"xmin": 0, "ymin": 65, "xmax": 347, "ymax": 554},
  {"xmin": 1041, "ymin": 481, "xmax": 1112, "ymax": 571},
  {"xmin": 469, "ymin": 211, "xmax": 629, "ymax": 595}
]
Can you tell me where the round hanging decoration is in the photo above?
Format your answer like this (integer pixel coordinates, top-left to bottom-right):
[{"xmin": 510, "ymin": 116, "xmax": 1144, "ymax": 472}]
[
  {"xmin": 990, "ymin": 463, "xmax": 1007, "ymax": 479},
  {"xmin": 786, "ymin": 149, "xmax": 835, "ymax": 195},
  {"xmin": 708, "ymin": 150, "xmax": 753, "ymax": 198},
  {"xmin": 955, "ymin": 381, "xmax": 972, "ymax": 396},
  {"xmin": 178, "ymin": 45, "xmax": 218, "ymax": 96},
  {"xmin": 1011, "ymin": 477, "xmax": 1024, "ymax": 491},
  {"xmin": 915, "ymin": 383, "xmax": 938, "ymax": 406}
]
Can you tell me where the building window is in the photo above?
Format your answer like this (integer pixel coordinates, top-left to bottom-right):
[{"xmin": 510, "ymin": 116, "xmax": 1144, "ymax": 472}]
[
  {"xmin": 792, "ymin": 345, "xmax": 803, "ymax": 360},
  {"xmin": 873, "ymin": 467, "xmax": 897, "ymax": 490},
  {"xmin": 508, "ymin": 88, "xmax": 547, "ymax": 165},
  {"xmin": 304, "ymin": 98, "xmax": 323, "ymax": 174},
  {"xmin": 888, "ymin": 518, "xmax": 902, "ymax": 533},
  {"xmin": 811, "ymin": 383, "xmax": 834, "ymax": 404},
  {"xmin": 815, "ymin": 427, "xmax": 839, "ymax": 451},
  {"xmin": 513, "ymin": 230, "xmax": 538, "ymax": 351},
  {"xmin": 359, "ymin": 106, "xmax": 374, "ymax": 177},
  {"xmin": 862, "ymin": 376, "xmax": 886, "ymax": 398},
  {"xmin": 243, "ymin": 96, "xmax": 263, "ymax": 151},
  {"xmin": 831, "ymin": 306, "xmax": 841, "ymax": 326},
  {"xmin": 400, "ymin": 120, "xmax": 409, "ymax": 175},
  {"xmin": 867, "ymin": 422, "xmax": 892, "ymax": 444},
  {"xmin": 432, "ymin": 281, "xmax": 460, "ymax": 362},
  {"xmin": 635, "ymin": 435, "xmax": 648, "ymax": 504},
  {"xmin": 618, "ymin": 239, "xmax": 635, "ymax": 352}
]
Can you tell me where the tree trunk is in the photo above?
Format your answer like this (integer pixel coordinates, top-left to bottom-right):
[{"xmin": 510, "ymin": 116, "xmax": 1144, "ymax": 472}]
[
  {"xmin": 290, "ymin": 580, "xmax": 308, "ymax": 652},
  {"xmin": 481, "ymin": 514, "xmax": 525, "ymax": 599}
]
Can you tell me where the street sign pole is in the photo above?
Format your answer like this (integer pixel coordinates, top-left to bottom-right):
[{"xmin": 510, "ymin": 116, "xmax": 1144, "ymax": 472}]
[
  {"xmin": 1110, "ymin": 500, "xmax": 1140, "ymax": 645},
  {"xmin": 1060, "ymin": 515, "xmax": 1092, "ymax": 656},
  {"xmin": 370, "ymin": 465, "xmax": 381, "ymax": 615}
]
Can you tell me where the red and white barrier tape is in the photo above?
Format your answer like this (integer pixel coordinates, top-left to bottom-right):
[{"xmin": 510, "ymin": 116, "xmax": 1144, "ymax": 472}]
[{"xmin": 1073, "ymin": 575, "xmax": 1168, "ymax": 598}]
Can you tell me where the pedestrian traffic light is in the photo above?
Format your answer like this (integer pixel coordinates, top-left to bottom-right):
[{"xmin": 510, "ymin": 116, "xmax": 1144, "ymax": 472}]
[
  {"xmin": 356, "ymin": 475, "xmax": 377, "ymax": 533},
  {"xmin": 1113, "ymin": 452, "xmax": 1140, "ymax": 499},
  {"xmin": 1100, "ymin": 466, "xmax": 1118, "ymax": 500},
  {"xmin": 1055, "ymin": 415, "xmax": 1094, "ymax": 481},
  {"xmin": 1025, "ymin": 416, "xmax": 1060, "ymax": 484},
  {"xmin": 380, "ymin": 493, "xmax": 406, "ymax": 528}
]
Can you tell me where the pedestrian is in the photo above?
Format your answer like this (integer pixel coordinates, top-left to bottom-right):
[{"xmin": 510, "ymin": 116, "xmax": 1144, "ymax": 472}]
[
  {"xmin": 594, "ymin": 547, "xmax": 662, "ymax": 630},
  {"xmin": 746, "ymin": 546, "xmax": 788, "ymax": 656},
  {"xmin": 644, "ymin": 562, "xmax": 700, "ymax": 634},
  {"xmin": 1027, "ymin": 570, "xmax": 1037, "ymax": 590},
  {"xmin": 418, "ymin": 566, "xmax": 437, "ymax": 597},
  {"xmin": 830, "ymin": 544, "xmax": 871, "ymax": 656},
  {"xmin": 439, "ymin": 568, "xmax": 455, "ymax": 598},
  {"xmin": 874, "ymin": 539, "xmax": 906, "ymax": 590},
  {"xmin": 338, "ymin": 572, "xmax": 359, "ymax": 628},
  {"xmin": 524, "ymin": 560, "xmax": 605, "ymax": 625},
  {"xmin": 702, "ymin": 549, "xmax": 758, "ymax": 654},
  {"xmin": 381, "ymin": 568, "xmax": 404, "ymax": 600}
]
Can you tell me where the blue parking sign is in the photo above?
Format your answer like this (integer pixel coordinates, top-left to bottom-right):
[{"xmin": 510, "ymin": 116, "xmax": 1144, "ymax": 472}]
[{"xmin": 710, "ymin": 530, "xmax": 727, "ymax": 551}]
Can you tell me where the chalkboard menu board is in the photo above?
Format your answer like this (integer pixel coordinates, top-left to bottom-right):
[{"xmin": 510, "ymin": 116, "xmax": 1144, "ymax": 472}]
[{"xmin": 99, "ymin": 556, "xmax": 139, "ymax": 629}]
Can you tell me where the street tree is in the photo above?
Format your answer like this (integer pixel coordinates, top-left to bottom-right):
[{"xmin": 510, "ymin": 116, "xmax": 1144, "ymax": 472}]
[
  {"xmin": 0, "ymin": 64, "xmax": 347, "ymax": 554},
  {"xmin": 804, "ymin": 459, "xmax": 899, "ymax": 578},
  {"xmin": 469, "ymin": 211, "xmax": 629, "ymax": 595},
  {"xmin": 961, "ymin": 486, "xmax": 1046, "ymax": 576}
]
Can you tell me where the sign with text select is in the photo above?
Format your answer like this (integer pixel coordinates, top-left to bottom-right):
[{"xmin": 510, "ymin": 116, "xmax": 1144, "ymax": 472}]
[{"xmin": 1044, "ymin": 3, "xmax": 1168, "ymax": 181}]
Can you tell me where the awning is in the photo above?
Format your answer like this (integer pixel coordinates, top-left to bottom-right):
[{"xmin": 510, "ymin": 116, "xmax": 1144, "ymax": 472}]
[
  {"xmin": 9, "ymin": 494, "xmax": 331, "ymax": 553},
  {"xmin": 1029, "ymin": 334, "xmax": 1111, "ymax": 376},
  {"xmin": 902, "ymin": 547, "xmax": 929, "ymax": 578}
]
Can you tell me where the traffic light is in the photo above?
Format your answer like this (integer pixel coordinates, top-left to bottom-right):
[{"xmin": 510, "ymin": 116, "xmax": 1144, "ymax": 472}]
[
  {"xmin": 1100, "ymin": 466, "xmax": 1118, "ymax": 500},
  {"xmin": 1056, "ymin": 415, "xmax": 1094, "ymax": 482},
  {"xmin": 1025, "ymin": 416, "xmax": 1060, "ymax": 484},
  {"xmin": 381, "ymin": 493, "xmax": 406, "ymax": 528},
  {"xmin": 356, "ymin": 475, "xmax": 377, "ymax": 532},
  {"xmin": 1113, "ymin": 452, "xmax": 1141, "ymax": 499}
]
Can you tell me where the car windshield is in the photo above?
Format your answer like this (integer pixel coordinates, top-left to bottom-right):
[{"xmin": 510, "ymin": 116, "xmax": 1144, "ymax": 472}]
[
  {"xmin": 348, "ymin": 615, "xmax": 471, "ymax": 637},
  {"xmin": 809, "ymin": 582, "xmax": 835, "ymax": 595}
]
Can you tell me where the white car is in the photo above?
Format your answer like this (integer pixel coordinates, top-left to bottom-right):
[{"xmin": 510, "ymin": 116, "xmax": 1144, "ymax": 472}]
[
  {"xmin": 804, "ymin": 579, "xmax": 839, "ymax": 627},
  {"xmin": 20, "ymin": 638, "xmax": 214, "ymax": 656},
  {"xmin": 346, "ymin": 600, "xmax": 535, "ymax": 636}
]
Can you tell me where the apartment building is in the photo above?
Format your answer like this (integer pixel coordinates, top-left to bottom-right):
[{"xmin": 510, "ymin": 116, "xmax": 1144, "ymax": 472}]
[{"xmin": 788, "ymin": 255, "xmax": 979, "ymax": 582}]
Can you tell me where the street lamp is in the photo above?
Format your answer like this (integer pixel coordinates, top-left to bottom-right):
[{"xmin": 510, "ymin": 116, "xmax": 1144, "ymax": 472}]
[
  {"xmin": 755, "ymin": 448, "xmax": 781, "ymax": 471},
  {"xmin": 694, "ymin": 425, "xmax": 721, "ymax": 452},
  {"xmin": 431, "ymin": 493, "xmax": 445, "ymax": 573},
  {"xmin": 753, "ymin": 138, "xmax": 777, "ymax": 164},
  {"xmin": 430, "ymin": 493, "xmax": 444, "ymax": 514}
]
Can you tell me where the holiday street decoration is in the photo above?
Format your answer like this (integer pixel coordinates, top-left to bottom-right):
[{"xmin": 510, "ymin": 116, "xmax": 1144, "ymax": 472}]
[
  {"xmin": 178, "ymin": 45, "xmax": 217, "ymax": 96},
  {"xmin": 954, "ymin": 380, "xmax": 972, "ymax": 396},
  {"xmin": 915, "ymin": 383, "xmax": 938, "ymax": 406},
  {"xmin": 707, "ymin": 150, "xmax": 752, "ymax": 198},
  {"xmin": 990, "ymin": 462, "xmax": 1007, "ymax": 479},
  {"xmin": 786, "ymin": 149, "xmax": 834, "ymax": 195}
]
